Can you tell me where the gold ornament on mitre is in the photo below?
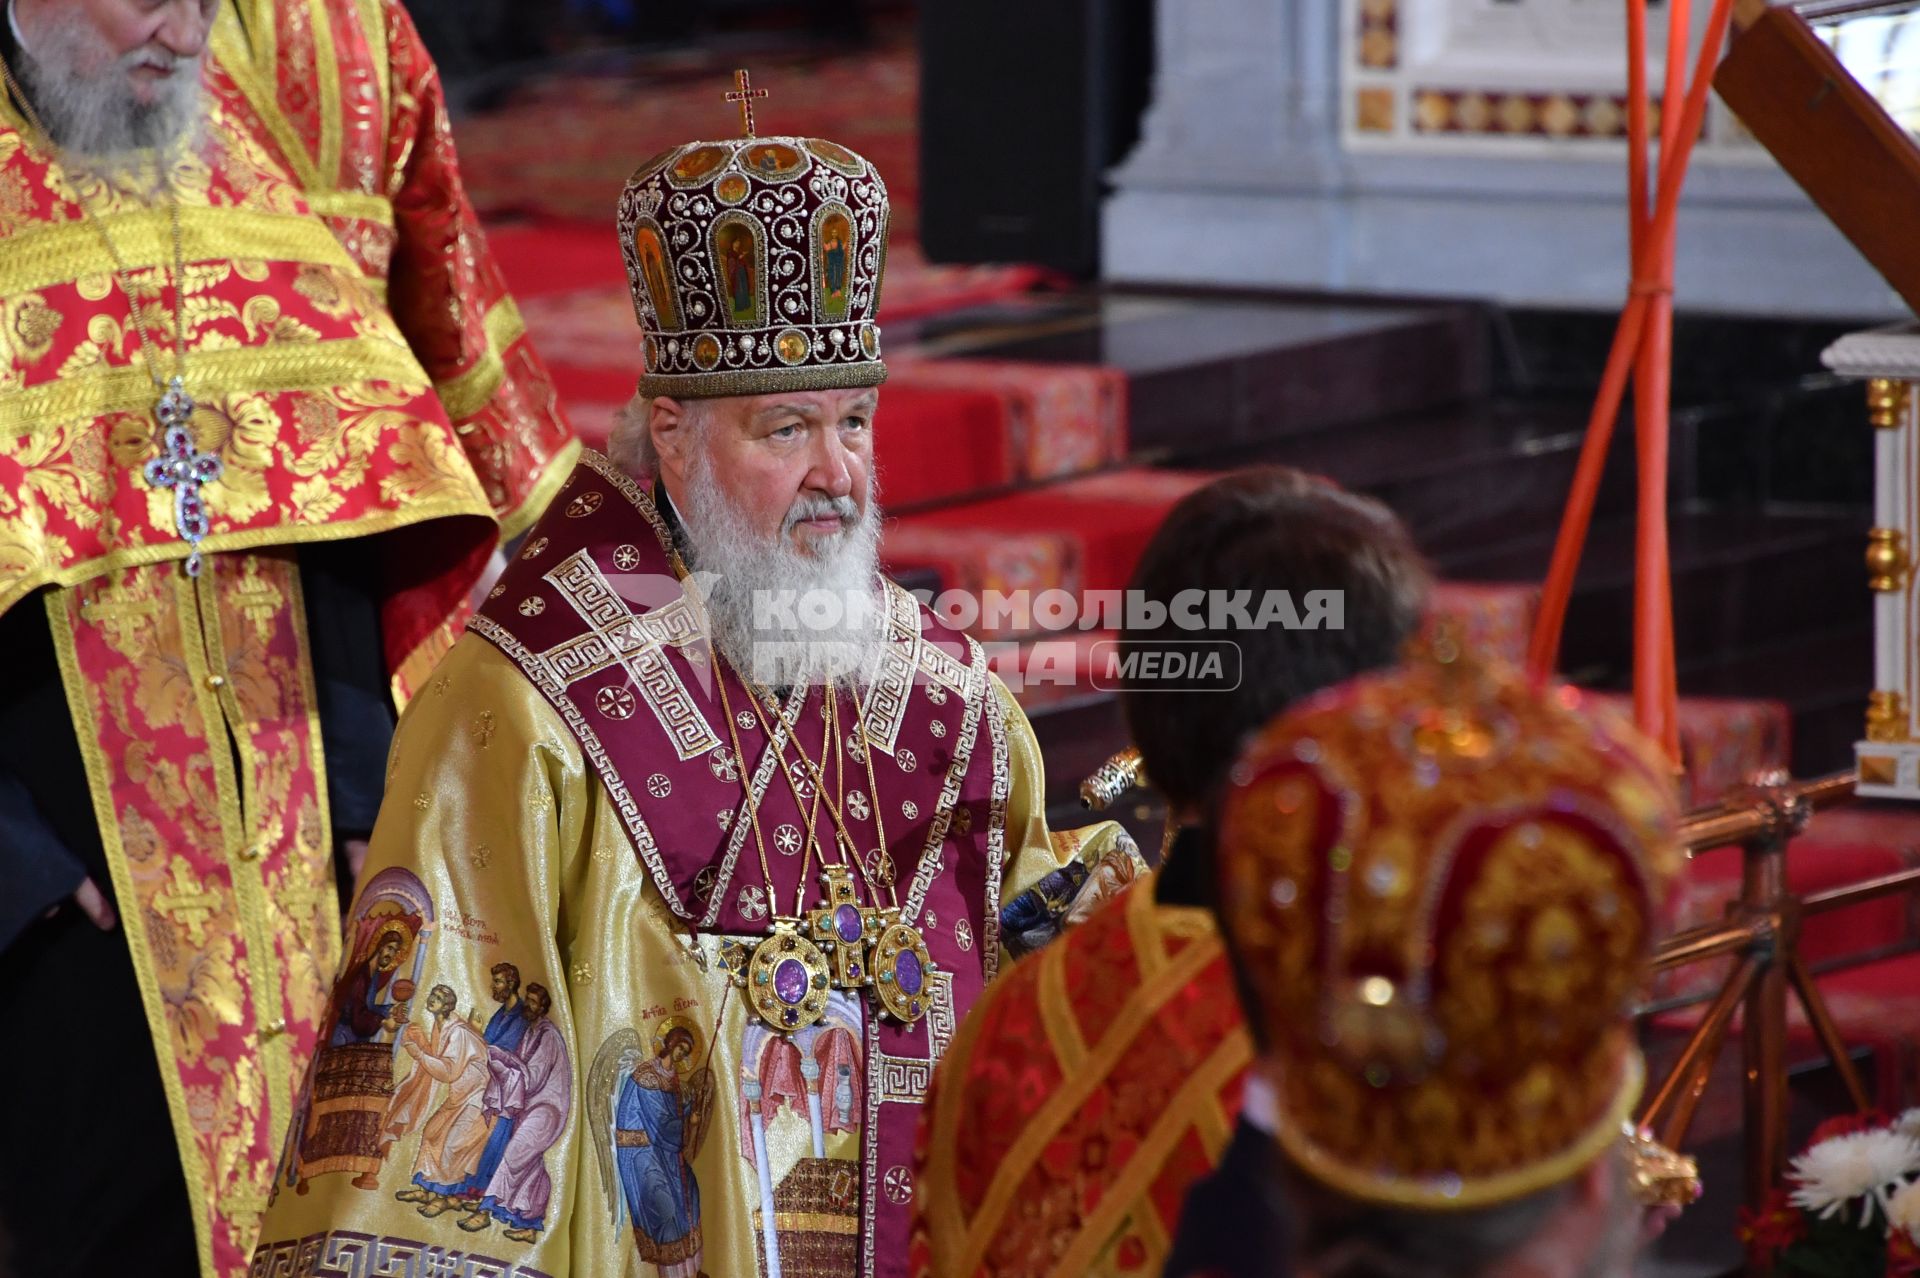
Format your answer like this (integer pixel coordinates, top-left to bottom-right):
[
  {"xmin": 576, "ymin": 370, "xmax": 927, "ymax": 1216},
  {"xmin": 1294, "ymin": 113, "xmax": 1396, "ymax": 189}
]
[
  {"xmin": 615, "ymin": 69, "xmax": 889, "ymax": 400},
  {"xmin": 1216, "ymin": 637, "xmax": 1686, "ymax": 1211}
]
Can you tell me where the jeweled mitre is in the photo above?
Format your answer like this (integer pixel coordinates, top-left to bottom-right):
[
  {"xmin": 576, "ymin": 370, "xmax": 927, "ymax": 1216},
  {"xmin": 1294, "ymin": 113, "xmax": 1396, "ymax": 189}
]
[{"xmin": 617, "ymin": 127, "xmax": 889, "ymax": 398}]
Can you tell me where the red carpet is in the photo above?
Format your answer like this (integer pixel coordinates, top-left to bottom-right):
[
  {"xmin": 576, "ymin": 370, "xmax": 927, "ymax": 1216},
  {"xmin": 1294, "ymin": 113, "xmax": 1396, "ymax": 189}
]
[
  {"xmin": 455, "ymin": 34, "xmax": 925, "ymax": 232},
  {"xmin": 487, "ymin": 219, "xmax": 1102, "ymax": 508}
]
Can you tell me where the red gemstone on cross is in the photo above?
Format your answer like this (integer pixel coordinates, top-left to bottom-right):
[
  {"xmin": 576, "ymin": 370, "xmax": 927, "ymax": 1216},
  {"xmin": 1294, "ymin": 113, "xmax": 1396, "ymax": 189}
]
[{"xmin": 725, "ymin": 69, "xmax": 768, "ymax": 138}]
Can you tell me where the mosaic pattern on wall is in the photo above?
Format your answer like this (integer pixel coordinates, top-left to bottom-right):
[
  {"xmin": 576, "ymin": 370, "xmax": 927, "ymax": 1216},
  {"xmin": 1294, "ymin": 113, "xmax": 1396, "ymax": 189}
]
[{"xmin": 1343, "ymin": 0, "xmax": 1757, "ymax": 152}]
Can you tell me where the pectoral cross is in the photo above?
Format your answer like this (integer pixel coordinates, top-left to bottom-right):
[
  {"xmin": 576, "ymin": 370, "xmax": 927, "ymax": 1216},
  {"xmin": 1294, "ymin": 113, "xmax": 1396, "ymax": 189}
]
[
  {"xmin": 806, "ymin": 863, "xmax": 885, "ymax": 990},
  {"xmin": 725, "ymin": 69, "xmax": 768, "ymax": 138},
  {"xmin": 142, "ymin": 376, "xmax": 222, "ymax": 577}
]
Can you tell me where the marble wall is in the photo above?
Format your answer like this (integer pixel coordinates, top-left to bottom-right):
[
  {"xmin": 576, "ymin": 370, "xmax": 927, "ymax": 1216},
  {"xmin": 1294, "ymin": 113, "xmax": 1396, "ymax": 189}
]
[{"xmin": 1103, "ymin": 0, "xmax": 1909, "ymax": 319}]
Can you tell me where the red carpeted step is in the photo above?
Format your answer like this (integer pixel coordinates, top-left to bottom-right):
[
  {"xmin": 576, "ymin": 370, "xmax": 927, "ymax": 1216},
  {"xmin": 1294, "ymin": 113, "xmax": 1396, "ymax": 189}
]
[
  {"xmin": 1583, "ymin": 691, "xmax": 1791, "ymax": 810},
  {"xmin": 880, "ymin": 355, "xmax": 1129, "ymax": 506},
  {"xmin": 453, "ymin": 36, "xmax": 926, "ymax": 230},
  {"xmin": 883, "ymin": 468, "xmax": 1219, "ymax": 638},
  {"xmin": 492, "ymin": 219, "xmax": 1070, "ymax": 488},
  {"xmin": 1654, "ymin": 837, "xmax": 1920, "ymax": 1004}
]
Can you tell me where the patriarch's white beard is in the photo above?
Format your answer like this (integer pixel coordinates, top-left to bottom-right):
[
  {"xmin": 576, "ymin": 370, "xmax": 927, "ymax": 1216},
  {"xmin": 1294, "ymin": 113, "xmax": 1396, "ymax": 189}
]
[{"xmin": 679, "ymin": 447, "xmax": 888, "ymax": 690}]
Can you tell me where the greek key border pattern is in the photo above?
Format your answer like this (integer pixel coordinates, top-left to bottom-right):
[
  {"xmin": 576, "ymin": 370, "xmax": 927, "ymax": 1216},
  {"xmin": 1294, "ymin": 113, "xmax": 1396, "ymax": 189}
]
[
  {"xmin": 982, "ymin": 650, "xmax": 1010, "ymax": 983},
  {"xmin": 902, "ymin": 637, "xmax": 988, "ymax": 924},
  {"xmin": 467, "ymin": 614, "xmax": 684, "ymax": 919},
  {"xmin": 578, "ymin": 449, "xmax": 679, "ymax": 552},
  {"xmin": 540, "ymin": 548, "xmax": 720, "ymax": 761},
  {"xmin": 247, "ymin": 1231, "xmax": 552, "ymax": 1277}
]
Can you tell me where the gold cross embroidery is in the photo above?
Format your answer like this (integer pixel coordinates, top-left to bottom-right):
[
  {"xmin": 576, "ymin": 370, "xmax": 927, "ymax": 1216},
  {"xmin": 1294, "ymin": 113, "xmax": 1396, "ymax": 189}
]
[
  {"xmin": 155, "ymin": 860, "xmax": 222, "ymax": 944},
  {"xmin": 79, "ymin": 584, "xmax": 161, "ymax": 652},
  {"xmin": 276, "ymin": 876, "xmax": 332, "ymax": 923},
  {"xmin": 231, "ymin": 559, "xmax": 285, "ymax": 643},
  {"xmin": 224, "ymin": 1179, "xmax": 270, "ymax": 1223}
]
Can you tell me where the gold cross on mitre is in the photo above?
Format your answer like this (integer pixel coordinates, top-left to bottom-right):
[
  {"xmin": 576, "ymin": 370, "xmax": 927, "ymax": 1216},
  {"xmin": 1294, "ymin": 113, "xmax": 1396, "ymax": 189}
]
[{"xmin": 725, "ymin": 68, "xmax": 768, "ymax": 137}]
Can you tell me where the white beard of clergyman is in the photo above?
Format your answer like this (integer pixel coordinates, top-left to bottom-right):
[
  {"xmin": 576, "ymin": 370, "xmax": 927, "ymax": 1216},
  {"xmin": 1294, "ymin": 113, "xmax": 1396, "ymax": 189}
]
[
  {"xmin": 678, "ymin": 446, "xmax": 888, "ymax": 690},
  {"xmin": 10, "ymin": 0, "xmax": 205, "ymax": 176}
]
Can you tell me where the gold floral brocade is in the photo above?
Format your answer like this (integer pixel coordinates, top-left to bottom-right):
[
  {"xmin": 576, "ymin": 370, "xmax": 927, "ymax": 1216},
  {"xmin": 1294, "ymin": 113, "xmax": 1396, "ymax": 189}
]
[
  {"xmin": 48, "ymin": 552, "xmax": 341, "ymax": 1276},
  {"xmin": 5, "ymin": 2, "xmax": 577, "ymax": 1276},
  {"xmin": 0, "ymin": 0, "xmax": 578, "ymax": 643}
]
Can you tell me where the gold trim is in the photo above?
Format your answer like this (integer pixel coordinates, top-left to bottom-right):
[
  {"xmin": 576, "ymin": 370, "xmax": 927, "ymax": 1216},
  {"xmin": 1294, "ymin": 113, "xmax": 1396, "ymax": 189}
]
[
  {"xmin": 391, "ymin": 617, "xmax": 460, "ymax": 710},
  {"xmin": 191, "ymin": 561, "xmax": 294, "ymax": 1158},
  {"xmin": 304, "ymin": 190, "xmax": 395, "ymax": 226},
  {"xmin": 0, "ymin": 335, "xmax": 429, "ymax": 436},
  {"xmin": 749, "ymin": 1210, "xmax": 861, "ymax": 1235},
  {"xmin": 433, "ymin": 296, "xmax": 528, "ymax": 423},
  {"xmin": 310, "ymin": 0, "xmax": 344, "ymax": 187},
  {"xmin": 1275, "ymin": 1051, "xmax": 1646, "ymax": 1212},
  {"xmin": 497, "ymin": 435, "xmax": 585, "ymax": 543},
  {"xmin": 636, "ymin": 358, "xmax": 887, "ymax": 399},
  {"xmin": 1868, "ymin": 527, "xmax": 1909, "ymax": 592},
  {"xmin": 45, "ymin": 584, "xmax": 218, "ymax": 1278},
  {"xmin": 1051, "ymin": 1024, "xmax": 1252, "ymax": 1278},
  {"xmin": 0, "ymin": 206, "xmax": 359, "ymax": 299},
  {"xmin": 1869, "ymin": 377, "xmax": 1912, "ymax": 430},
  {"xmin": 1867, "ymin": 690, "xmax": 1910, "ymax": 744},
  {"xmin": 956, "ymin": 915, "xmax": 1223, "ymax": 1278},
  {"xmin": 355, "ymin": 0, "xmax": 391, "ymax": 135},
  {"xmin": 0, "ymin": 496, "xmax": 494, "ymax": 625},
  {"xmin": 1036, "ymin": 922, "xmax": 1089, "ymax": 1073},
  {"xmin": 211, "ymin": 5, "xmax": 320, "ymax": 190},
  {"xmin": 1860, "ymin": 753, "xmax": 1900, "ymax": 785}
]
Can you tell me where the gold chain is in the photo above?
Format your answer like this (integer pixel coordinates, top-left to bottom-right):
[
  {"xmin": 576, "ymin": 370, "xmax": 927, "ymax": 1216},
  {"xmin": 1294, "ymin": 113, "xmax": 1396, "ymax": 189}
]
[
  {"xmin": 747, "ymin": 681, "xmax": 899, "ymax": 910},
  {"xmin": 751, "ymin": 689, "xmax": 876, "ymax": 902},
  {"xmin": 713, "ymin": 655, "xmax": 811, "ymax": 917},
  {"xmin": 0, "ymin": 53, "xmax": 189, "ymax": 393}
]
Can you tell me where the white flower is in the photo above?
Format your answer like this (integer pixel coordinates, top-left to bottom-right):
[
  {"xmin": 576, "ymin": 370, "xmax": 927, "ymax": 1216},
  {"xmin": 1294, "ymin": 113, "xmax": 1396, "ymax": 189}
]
[
  {"xmin": 1890, "ymin": 1178, "xmax": 1920, "ymax": 1239},
  {"xmin": 1899, "ymin": 1109, "xmax": 1920, "ymax": 1140},
  {"xmin": 1788, "ymin": 1129, "xmax": 1920, "ymax": 1227}
]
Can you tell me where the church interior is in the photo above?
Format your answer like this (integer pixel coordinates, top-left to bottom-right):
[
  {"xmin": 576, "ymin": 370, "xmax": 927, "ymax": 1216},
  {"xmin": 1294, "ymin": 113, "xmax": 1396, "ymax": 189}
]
[
  {"xmin": 10, "ymin": 0, "xmax": 1920, "ymax": 1274},
  {"xmin": 415, "ymin": 3, "xmax": 1920, "ymax": 1272}
]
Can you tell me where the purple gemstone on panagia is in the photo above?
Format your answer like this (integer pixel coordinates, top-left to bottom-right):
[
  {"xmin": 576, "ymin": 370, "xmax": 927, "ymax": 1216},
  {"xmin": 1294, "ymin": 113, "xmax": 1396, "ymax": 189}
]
[
  {"xmin": 835, "ymin": 903, "xmax": 863, "ymax": 943},
  {"xmin": 849, "ymin": 962, "xmax": 862, "ymax": 979},
  {"xmin": 774, "ymin": 958, "xmax": 808, "ymax": 1005},
  {"xmin": 896, "ymin": 949, "xmax": 924, "ymax": 996}
]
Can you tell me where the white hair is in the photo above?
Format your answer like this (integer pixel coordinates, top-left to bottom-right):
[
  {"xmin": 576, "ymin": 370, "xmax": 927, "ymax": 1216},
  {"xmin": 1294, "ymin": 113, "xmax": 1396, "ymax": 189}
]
[
  {"xmin": 608, "ymin": 393, "xmax": 714, "ymax": 477},
  {"xmin": 14, "ymin": 6, "xmax": 206, "ymax": 175}
]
